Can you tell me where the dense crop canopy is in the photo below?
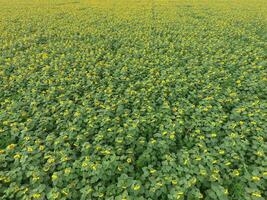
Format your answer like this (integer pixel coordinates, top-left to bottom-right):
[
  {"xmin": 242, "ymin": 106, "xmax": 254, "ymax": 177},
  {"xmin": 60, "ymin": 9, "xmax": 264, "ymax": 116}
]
[{"xmin": 0, "ymin": 0, "xmax": 267, "ymax": 199}]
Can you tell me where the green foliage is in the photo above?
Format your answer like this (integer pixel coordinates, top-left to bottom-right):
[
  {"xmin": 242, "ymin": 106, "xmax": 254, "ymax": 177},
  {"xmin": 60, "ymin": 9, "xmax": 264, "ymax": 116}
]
[{"xmin": 0, "ymin": 0, "xmax": 266, "ymax": 199}]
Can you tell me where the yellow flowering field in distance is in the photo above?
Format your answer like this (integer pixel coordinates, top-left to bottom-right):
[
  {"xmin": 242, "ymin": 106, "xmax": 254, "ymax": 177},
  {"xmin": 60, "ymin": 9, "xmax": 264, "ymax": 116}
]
[{"xmin": 0, "ymin": 0, "xmax": 267, "ymax": 199}]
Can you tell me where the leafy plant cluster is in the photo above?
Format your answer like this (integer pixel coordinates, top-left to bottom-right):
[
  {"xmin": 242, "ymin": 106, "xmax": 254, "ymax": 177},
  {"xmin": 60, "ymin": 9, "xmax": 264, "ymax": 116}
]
[{"xmin": 0, "ymin": 0, "xmax": 266, "ymax": 199}]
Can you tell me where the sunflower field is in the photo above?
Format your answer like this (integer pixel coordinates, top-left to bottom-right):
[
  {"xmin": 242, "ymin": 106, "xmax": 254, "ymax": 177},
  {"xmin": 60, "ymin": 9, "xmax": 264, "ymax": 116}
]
[{"xmin": 0, "ymin": 0, "xmax": 266, "ymax": 199}]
